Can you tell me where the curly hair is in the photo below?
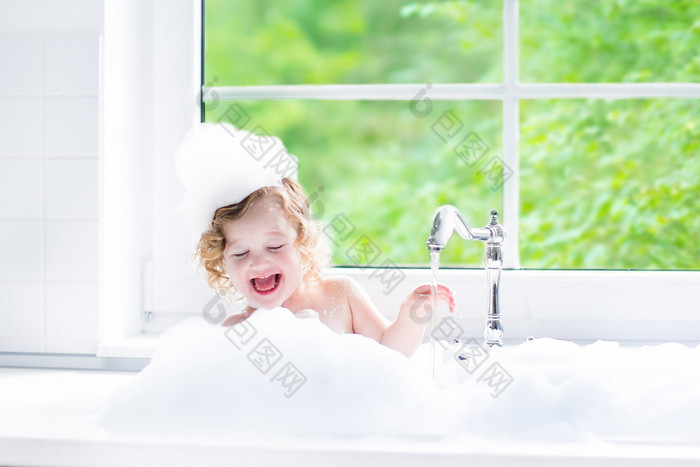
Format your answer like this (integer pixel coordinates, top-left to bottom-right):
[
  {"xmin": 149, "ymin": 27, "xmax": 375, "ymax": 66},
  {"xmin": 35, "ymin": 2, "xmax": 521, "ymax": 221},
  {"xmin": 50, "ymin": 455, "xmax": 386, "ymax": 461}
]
[{"xmin": 194, "ymin": 178, "xmax": 328, "ymax": 302}]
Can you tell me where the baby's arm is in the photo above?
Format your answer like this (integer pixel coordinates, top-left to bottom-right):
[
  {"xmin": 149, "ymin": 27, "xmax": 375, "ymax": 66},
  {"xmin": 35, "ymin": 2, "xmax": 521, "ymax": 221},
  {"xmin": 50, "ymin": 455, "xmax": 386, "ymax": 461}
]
[
  {"xmin": 344, "ymin": 277, "xmax": 455, "ymax": 357},
  {"xmin": 382, "ymin": 284, "xmax": 455, "ymax": 357}
]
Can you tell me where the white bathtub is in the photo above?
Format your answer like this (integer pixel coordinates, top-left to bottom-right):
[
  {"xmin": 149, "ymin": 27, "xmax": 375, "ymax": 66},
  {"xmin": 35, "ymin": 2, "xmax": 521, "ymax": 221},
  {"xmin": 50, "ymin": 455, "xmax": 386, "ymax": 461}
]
[{"xmin": 2, "ymin": 336, "xmax": 700, "ymax": 467}]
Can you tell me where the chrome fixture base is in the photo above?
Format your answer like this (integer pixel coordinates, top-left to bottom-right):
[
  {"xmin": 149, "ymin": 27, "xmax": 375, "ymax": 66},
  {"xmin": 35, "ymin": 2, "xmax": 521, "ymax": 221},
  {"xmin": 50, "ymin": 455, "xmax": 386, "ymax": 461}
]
[{"xmin": 427, "ymin": 206, "xmax": 505, "ymax": 347}]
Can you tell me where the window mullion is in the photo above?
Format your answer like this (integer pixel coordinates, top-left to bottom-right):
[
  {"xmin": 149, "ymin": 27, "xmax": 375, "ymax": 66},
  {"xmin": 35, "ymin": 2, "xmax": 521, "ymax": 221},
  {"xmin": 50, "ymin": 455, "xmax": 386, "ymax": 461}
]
[
  {"xmin": 502, "ymin": 0, "xmax": 520, "ymax": 268},
  {"xmin": 516, "ymin": 83, "xmax": 700, "ymax": 98},
  {"xmin": 204, "ymin": 84, "xmax": 507, "ymax": 101}
]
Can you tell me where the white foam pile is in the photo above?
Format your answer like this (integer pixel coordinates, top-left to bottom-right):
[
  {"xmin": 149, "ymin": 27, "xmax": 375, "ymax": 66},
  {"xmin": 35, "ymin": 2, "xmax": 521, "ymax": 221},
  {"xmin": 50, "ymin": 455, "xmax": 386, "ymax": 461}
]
[
  {"xmin": 458, "ymin": 338, "xmax": 700, "ymax": 443},
  {"xmin": 94, "ymin": 308, "xmax": 460, "ymax": 440},
  {"xmin": 94, "ymin": 309, "xmax": 700, "ymax": 443}
]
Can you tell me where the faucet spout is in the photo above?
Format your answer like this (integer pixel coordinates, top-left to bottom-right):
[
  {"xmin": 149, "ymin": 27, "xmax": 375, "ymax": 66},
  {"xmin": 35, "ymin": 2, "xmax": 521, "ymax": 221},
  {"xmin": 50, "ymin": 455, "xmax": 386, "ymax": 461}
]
[
  {"xmin": 427, "ymin": 205, "xmax": 491, "ymax": 252},
  {"xmin": 426, "ymin": 206, "xmax": 506, "ymax": 347}
]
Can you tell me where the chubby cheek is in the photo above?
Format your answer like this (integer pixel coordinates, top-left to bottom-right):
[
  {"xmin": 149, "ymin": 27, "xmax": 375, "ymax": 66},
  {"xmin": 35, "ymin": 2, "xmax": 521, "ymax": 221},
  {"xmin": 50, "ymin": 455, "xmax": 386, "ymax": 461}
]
[
  {"xmin": 281, "ymin": 248, "xmax": 304, "ymax": 284},
  {"xmin": 223, "ymin": 258, "xmax": 246, "ymax": 290}
]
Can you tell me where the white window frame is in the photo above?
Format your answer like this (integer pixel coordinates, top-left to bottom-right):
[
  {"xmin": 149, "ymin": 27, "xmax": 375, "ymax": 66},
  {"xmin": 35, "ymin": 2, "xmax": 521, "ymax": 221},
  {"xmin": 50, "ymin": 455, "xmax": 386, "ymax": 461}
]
[
  {"xmin": 95, "ymin": 0, "xmax": 700, "ymax": 360},
  {"xmin": 97, "ymin": 0, "xmax": 203, "ymax": 358}
]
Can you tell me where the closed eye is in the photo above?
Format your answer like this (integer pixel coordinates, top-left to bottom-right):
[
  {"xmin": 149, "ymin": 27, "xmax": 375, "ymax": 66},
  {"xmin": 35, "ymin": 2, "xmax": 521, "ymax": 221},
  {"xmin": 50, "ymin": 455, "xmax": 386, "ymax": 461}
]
[
  {"xmin": 268, "ymin": 244, "xmax": 285, "ymax": 251},
  {"xmin": 231, "ymin": 251, "xmax": 248, "ymax": 259}
]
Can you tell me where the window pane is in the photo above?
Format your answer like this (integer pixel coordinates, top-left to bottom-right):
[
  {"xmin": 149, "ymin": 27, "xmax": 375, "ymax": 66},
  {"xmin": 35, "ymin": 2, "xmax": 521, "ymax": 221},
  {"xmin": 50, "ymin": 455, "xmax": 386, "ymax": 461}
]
[
  {"xmin": 204, "ymin": 0, "xmax": 502, "ymax": 85},
  {"xmin": 205, "ymin": 99, "xmax": 502, "ymax": 266},
  {"xmin": 520, "ymin": 1, "xmax": 700, "ymax": 83},
  {"xmin": 520, "ymin": 99, "xmax": 700, "ymax": 270}
]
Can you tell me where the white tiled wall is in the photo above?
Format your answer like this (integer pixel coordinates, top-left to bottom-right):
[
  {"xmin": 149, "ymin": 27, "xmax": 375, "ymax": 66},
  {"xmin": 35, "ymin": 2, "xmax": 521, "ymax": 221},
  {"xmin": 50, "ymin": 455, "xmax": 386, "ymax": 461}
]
[{"xmin": 0, "ymin": 0, "xmax": 103, "ymax": 353}]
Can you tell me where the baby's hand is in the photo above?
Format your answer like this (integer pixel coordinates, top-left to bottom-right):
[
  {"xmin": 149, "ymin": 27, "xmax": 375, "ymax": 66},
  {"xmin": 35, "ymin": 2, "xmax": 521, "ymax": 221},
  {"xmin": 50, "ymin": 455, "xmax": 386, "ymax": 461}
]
[
  {"xmin": 220, "ymin": 306, "xmax": 255, "ymax": 327},
  {"xmin": 400, "ymin": 283, "xmax": 456, "ymax": 324},
  {"xmin": 415, "ymin": 283, "xmax": 456, "ymax": 313}
]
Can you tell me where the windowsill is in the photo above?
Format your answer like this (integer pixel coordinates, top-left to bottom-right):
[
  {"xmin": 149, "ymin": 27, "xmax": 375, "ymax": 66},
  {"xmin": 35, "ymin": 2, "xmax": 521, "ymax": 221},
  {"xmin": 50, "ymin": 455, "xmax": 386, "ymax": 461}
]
[
  {"xmin": 90, "ymin": 268, "xmax": 700, "ymax": 360},
  {"xmin": 96, "ymin": 331, "xmax": 160, "ymax": 359}
]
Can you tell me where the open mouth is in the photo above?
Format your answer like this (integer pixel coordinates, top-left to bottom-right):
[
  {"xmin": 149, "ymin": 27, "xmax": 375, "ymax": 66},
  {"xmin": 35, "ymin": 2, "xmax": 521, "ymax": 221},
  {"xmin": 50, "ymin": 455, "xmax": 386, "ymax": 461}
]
[{"xmin": 250, "ymin": 274, "xmax": 281, "ymax": 295}]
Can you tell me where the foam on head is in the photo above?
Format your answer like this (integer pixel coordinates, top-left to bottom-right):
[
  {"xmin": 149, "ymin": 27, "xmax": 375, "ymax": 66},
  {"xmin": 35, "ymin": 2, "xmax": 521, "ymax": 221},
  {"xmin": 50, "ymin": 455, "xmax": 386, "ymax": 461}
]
[{"xmin": 175, "ymin": 123, "xmax": 297, "ymax": 248}]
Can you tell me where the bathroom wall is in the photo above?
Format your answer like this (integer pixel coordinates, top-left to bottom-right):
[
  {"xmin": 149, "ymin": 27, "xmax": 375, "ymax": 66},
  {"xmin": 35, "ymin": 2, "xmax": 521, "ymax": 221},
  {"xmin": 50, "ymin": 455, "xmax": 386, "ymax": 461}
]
[{"xmin": 0, "ymin": 0, "xmax": 103, "ymax": 353}]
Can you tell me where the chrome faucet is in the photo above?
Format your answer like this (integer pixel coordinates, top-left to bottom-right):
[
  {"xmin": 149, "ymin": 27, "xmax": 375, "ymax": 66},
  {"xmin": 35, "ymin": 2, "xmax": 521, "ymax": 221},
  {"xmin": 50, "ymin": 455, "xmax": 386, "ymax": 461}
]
[{"xmin": 427, "ymin": 206, "xmax": 505, "ymax": 347}]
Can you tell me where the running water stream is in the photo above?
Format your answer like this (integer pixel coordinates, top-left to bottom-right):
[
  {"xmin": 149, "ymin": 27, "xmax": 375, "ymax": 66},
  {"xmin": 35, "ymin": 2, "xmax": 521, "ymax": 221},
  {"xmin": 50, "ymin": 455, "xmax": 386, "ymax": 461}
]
[{"xmin": 429, "ymin": 250, "xmax": 440, "ymax": 380}]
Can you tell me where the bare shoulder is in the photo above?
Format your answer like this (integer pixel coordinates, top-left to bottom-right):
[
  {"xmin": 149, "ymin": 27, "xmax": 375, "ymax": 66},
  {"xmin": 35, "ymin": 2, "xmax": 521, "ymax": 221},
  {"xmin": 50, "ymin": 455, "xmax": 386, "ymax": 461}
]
[
  {"xmin": 319, "ymin": 275, "xmax": 364, "ymax": 298},
  {"xmin": 322, "ymin": 275, "xmax": 381, "ymax": 313},
  {"xmin": 321, "ymin": 275, "xmax": 387, "ymax": 340}
]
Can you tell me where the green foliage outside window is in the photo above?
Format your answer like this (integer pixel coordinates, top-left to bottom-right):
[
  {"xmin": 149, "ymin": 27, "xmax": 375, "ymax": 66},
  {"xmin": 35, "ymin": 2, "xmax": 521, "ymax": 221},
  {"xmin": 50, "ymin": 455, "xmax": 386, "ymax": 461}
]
[{"xmin": 204, "ymin": 0, "xmax": 700, "ymax": 270}]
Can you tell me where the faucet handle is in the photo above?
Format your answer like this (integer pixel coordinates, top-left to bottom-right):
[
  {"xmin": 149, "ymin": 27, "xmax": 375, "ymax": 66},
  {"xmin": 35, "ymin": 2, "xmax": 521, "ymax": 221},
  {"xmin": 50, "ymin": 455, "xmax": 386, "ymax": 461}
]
[{"xmin": 486, "ymin": 209, "xmax": 505, "ymax": 245}]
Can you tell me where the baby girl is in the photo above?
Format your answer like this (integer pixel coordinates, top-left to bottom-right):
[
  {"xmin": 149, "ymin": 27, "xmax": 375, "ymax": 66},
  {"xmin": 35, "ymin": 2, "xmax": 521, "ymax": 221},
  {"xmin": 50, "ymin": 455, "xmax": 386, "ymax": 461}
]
[{"xmin": 177, "ymin": 123, "xmax": 454, "ymax": 357}]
